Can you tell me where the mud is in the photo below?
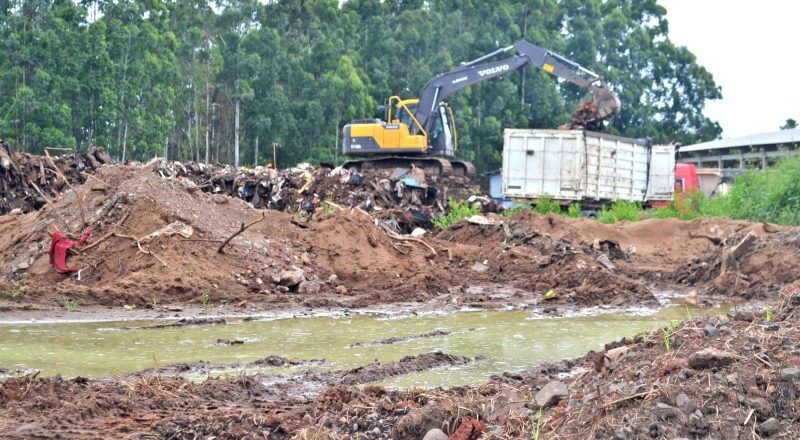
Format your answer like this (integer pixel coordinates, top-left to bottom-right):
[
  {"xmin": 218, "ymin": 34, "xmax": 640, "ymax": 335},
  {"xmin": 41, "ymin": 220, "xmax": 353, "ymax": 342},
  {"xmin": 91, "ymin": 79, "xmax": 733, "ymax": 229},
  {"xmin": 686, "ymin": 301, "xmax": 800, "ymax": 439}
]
[{"xmin": 349, "ymin": 329, "xmax": 452, "ymax": 347}]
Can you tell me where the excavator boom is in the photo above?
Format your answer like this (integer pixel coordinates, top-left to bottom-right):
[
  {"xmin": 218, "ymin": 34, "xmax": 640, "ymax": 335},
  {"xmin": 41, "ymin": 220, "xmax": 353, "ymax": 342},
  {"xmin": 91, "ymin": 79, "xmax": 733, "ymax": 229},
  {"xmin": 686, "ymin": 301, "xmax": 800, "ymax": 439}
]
[{"xmin": 341, "ymin": 40, "xmax": 621, "ymax": 177}]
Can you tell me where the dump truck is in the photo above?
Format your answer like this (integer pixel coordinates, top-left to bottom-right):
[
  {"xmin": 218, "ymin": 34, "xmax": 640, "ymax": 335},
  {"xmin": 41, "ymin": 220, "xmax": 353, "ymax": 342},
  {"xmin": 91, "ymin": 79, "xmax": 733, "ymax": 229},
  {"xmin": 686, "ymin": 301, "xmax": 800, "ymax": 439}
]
[{"xmin": 501, "ymin": 129, "xmax": 682, "ymax": 209}]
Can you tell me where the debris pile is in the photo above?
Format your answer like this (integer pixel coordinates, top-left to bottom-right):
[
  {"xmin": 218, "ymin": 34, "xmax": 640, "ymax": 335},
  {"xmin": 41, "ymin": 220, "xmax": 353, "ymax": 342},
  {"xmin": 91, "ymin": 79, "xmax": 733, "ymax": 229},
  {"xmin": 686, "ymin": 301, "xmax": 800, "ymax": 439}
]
[
  {"xmin": 0, "ymin": 148, "xmax": 112, "ymax": 215},
  {"xmin": 676, "ymin": 227, "xmax": 800, "ymax": 298},
  {"xmin": 155, "ymin": 160, "xmax": 487, "ymax": 232}
]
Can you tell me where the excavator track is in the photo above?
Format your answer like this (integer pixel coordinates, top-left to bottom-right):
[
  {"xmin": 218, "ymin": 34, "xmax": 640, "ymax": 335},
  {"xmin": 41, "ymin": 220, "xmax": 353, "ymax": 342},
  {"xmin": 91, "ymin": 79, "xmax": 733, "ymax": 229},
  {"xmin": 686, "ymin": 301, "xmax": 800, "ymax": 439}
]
[{"xmin": 342, "ymin": 156, "xmax": 476, "ymax": 179}]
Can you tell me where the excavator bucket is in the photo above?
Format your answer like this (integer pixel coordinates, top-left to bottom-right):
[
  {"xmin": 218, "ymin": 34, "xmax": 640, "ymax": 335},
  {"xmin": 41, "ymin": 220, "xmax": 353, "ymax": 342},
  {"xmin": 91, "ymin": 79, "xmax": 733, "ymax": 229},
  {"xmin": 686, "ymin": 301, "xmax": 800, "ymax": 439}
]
[{"xmin": 568, "ymin": 84, "xmax": 622, "ymax": 129}]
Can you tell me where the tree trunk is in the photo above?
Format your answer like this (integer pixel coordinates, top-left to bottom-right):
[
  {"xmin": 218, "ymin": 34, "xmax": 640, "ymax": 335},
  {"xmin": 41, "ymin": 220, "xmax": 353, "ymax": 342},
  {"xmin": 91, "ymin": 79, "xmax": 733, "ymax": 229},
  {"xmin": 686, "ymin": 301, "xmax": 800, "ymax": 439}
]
[
  {"xmin": 254, "ymin": 135, "xmax": 258, "ymax": 167},
  {"xmin": 234, "ymin": 98, "xmax": 240, "ymax": 168},
  {"xmin": 122, "ymin": 122, "xmax": 128, "ymax": 162},
  {"xmin": 205, "ymin": 84, "xmax": 210, "ymax": 164}
]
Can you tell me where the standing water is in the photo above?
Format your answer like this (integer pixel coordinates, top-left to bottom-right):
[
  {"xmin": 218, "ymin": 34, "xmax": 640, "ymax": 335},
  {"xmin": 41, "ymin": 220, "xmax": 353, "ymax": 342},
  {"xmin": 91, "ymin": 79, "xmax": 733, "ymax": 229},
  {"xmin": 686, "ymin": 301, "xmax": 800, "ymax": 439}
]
[{"xmin": 0, "ymin": 305, "xmax": 727, "ymax": 388}]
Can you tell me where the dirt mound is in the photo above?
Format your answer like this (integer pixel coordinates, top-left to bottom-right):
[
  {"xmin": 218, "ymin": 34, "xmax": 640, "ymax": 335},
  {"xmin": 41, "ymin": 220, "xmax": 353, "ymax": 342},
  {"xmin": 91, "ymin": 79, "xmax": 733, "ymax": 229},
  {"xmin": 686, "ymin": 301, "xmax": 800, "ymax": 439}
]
[
  {"xmin": 676, "ymin": 228, "xmax": 800, "ymax": 298},
  {"xmin": 0, "ymin": 164, "xmax": 339, "ymax": 307}
]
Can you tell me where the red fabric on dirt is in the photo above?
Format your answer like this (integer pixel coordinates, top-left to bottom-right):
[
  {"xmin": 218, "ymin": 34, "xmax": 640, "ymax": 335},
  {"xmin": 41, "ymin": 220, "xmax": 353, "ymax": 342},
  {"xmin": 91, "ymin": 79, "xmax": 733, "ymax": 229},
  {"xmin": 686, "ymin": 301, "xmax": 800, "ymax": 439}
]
[
  {"xmin": 48, "ymin": 229, "xmax": 90, "ymax": 273},
  {"xmin": 449, "ymin": 418, "xmax": 486, "ymax": 440}
]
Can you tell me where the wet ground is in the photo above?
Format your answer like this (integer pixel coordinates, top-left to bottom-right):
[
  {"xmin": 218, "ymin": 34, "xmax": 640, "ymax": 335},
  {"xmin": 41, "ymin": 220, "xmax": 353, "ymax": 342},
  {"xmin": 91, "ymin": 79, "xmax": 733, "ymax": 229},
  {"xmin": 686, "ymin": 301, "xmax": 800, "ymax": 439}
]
[{"xmin": 0, "ymin": 303, "xmax": 729, "ymax": 387}]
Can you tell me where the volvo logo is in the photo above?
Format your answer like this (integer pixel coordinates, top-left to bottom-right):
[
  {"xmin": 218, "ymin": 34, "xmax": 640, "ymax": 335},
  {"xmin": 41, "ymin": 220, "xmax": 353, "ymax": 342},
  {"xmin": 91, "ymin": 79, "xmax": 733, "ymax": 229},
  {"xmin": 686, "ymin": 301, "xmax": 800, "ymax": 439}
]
[{"xmin": 478, "ymin": 64, "xmax": 510, "ymax": 77}]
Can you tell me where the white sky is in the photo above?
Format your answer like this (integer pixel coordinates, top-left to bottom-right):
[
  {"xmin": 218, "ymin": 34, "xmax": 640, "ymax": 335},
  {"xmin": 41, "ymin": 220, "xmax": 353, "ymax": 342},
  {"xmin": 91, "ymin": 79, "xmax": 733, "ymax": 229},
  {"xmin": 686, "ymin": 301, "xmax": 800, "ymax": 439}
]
[{"xmin": 659, "ymin": 0, "xmax": 800, "ymax": 138}]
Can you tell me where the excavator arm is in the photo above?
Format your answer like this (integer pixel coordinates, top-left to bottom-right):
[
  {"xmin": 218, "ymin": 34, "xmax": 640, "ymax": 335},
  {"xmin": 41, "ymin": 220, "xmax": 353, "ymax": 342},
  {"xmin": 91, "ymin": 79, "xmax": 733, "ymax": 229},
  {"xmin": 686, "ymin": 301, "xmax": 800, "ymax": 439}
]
[{"xmin": 412, "ymin": 40, "xmax": 621, "ymax": 135}]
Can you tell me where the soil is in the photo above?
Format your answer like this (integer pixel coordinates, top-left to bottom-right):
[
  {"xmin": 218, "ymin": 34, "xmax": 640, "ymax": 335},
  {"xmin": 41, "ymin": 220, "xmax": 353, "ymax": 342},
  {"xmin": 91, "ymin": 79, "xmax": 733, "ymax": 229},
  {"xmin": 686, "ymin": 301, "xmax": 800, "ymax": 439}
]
[
  {"xmin": 2, "ymin": 159, "xmax": 800, "ymax": 439},
  {"xmin": 1, "ymin": 162, "xmax": 796, "ymax": 316}
]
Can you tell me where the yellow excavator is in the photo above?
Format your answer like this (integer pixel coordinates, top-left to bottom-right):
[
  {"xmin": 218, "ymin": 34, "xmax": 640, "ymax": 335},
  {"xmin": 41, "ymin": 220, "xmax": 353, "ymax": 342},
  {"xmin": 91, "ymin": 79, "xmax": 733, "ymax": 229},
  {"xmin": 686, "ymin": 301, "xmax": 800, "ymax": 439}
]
[{"xmin": 342, "ymin": 40, "xmax": 621, "ymax": 177}]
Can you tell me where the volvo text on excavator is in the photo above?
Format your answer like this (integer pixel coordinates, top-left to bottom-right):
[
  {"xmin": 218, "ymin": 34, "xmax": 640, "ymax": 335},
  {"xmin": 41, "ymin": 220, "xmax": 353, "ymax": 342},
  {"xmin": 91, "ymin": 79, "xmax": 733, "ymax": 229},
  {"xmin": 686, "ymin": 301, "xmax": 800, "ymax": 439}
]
[{"xmin": 341, "ymin": 40, "xmax": 621, "ymax": 177}]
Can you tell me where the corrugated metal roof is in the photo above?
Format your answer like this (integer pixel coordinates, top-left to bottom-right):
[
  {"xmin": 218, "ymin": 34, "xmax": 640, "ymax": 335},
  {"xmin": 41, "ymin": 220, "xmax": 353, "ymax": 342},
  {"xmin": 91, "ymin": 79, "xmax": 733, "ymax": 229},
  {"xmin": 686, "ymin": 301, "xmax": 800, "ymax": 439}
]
[{"xmin": 679, "ymin": 128, "xmax": 800, "ymax": 153}]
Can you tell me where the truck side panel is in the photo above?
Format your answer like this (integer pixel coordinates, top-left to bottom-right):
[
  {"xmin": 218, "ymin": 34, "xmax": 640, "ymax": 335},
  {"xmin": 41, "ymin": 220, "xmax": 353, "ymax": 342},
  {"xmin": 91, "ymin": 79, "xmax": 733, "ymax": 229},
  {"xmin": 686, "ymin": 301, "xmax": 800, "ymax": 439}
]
[
  {"xmin": 502, "ymin": 129, "xmax": 585, "ymax": 201},
  {"xmin": 502, "ymin": 129, "xmax": 658, "ymax": 205}
]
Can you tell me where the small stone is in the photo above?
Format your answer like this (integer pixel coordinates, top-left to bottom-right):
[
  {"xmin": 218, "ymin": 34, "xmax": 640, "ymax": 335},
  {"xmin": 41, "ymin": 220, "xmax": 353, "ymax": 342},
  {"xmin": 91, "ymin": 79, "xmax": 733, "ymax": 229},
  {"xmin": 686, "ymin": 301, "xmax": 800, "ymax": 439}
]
[
  {"xmin": 471, "ymin": 262, "xmax": 488, "ymax": 273},
  {"xmin": 328, "ymin": 274, "xmax": 339, "ymax": 283},
  {"xmin": 757, "ymin": 418, "xmax": 781, "ymax": 436},
  {"xmin": 422, "ymin": 429, "xmax": 449, "ymax": 440},
  {"xmin": 335, "ymin": 285, "xmax": 348, "ymax": 294},
  {"xmin": 534, "ymin": 381, "xmax": 568, "ymax": 407},
  {"xmin": 676, "ymin": 393, "xmax": 690, "ymax": 408},
  {"xmin": 9, "ymin": 208, "xmax": 22, "ymax": 215},
  {"xmin": 275, "ymin": 268, "xmax": 305, "ymax": 288},
  {"xmin": 704, "ymin": 325, "xmax": 721, "ymax": 338},
  {"xmin": 688, "ymin": 348, "xmax": 738, "ymax": 369},
  {"xmin": 655, "ymin": 403, "xmax": 680, "ymax": 420},
  {"xmin": 371, "ymin": 427, "xmax": 381, "ymax": 435},
  {"xmin": 780, "ymin": 367, "xmax": 800, "ymax": 381},
  {"xmin": 275, "ymin": 286, "xmax": 290, "ymax": 293},
  {"xmin": 297, "ymin": 280, "xmax": 320, "ymax": 294}
]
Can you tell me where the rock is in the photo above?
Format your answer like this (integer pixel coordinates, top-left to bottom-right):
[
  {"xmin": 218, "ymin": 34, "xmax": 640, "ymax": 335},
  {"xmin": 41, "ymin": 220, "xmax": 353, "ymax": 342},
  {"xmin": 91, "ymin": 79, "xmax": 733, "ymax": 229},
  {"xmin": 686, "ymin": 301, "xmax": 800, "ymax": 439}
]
[
  {"xmin": 743, "ymin": 397, "xmax": 773, "ymax": 418},
  {"xmin": 335, "ymin": 285, "xmax": 348, "ymax": 294},
  {"xmin": 471, "ymin": 262, "xmax": 488, "ymax": 273},
  {"xmin": 328, "ymin": 274, "xmax": 339, "ymax": 283},
  {"xmin": 757, "ymin": 418, "xmax": 781, "ymax": 436},
  {"xmin": 297, "ymin": 280, "xmax": 320, "ymax": 294},
  {"xmin": 410, "ymin": 228, "xmax": 427, "ymax": 237},
  {"xmin": 392, "ymin": 404, "xmax": 453, "ymax": 440},
  {"xmin": 704, "ymin": 324, "xmax": 721, "ymax": 338},
  {"xmin": 688, "ymin": 348, "xmax": 738, "ymax": 369},
  {"xmin": 422, "ymin": 428, "xmax": 449, "ymax": 440},
  {"xmin": 275, "ymin": 268, "xmax": 305, "ymax": 288},
  {"xmin": 655, "ymin": 403, "xmax": 680, "ymax": 420},
  {"xmin": 535, "ymin": 381, "xmax": 568, "ymax": 408},
  {"xmin": 605, "ymin": 345, "xmax": 630, "ymax": 363},
  {"xmin": 780, "ymin": 367, "xmax": 800, "ymax": 381},
  {"xmin": 676, "ymin": 393, "xmax": 690, "ymax": 408},
  {"xmin": 210, "ymin": 193, "xmax": 229, "ymax": 204},
  {"xmin": 8, "ymin": 208, "xmax": 22, "ymax": 215},
  {"xmin": 596, "ymin": 253, "xmax": 616, "ymax": 271}
]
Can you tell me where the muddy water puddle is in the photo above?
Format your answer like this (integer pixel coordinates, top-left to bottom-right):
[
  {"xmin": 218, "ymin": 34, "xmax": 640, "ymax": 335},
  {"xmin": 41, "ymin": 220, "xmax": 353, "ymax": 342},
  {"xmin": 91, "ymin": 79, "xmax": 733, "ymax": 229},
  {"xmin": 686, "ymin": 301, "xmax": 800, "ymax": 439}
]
[{"xmin": 0, "ymin": 305, "xmax": 728, "ymax": 388}]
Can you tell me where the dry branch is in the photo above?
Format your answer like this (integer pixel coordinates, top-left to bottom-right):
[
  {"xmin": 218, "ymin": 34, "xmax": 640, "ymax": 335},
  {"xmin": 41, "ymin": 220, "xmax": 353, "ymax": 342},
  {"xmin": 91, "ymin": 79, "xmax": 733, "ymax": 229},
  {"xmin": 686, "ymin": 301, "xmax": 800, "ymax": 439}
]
[
  {"xmin": 45, "ymin": 149, "xmax": 87, "ymax": 228},
  {"xmin": 217, "ymin": 212, "xmax": 267, "ymax": 253}
]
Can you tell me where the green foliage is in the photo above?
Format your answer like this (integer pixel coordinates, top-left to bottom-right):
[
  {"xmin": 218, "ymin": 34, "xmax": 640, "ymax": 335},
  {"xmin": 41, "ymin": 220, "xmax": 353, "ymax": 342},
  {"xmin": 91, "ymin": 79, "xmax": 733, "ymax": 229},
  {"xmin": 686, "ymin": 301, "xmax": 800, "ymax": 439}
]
[
  {"xmin": 502, "ymin": 202, "xmax": 533, "ymax": 217},
  {"xmin": 533, "ymin": 195, "xmax": 561, "ymax": 215},
  {"xmin": 0, "ymin": 0, "xmax": 721, "ymax": 172},
  {"xmin": 1, "ymin": 286, "xmax": 27, "ymax": 299},
  {"xmin": 63, "ymin": 299, "xmax": 79, "ymax": 311},
  {"xmin": 764, "ymin": 305, "xmax": 774, "ymax": 323},
  {"xmin": 199, "ymin": 291, "xmax": 211, "ymax": 308},
  {"xmin": 662, "ymin": 328, "xmax": 671, "ymax": 352},
  {"xmin": 533, "ymin": 406, "xmax": 544, "ymax": 440},
  {"xmin": 151, "ymin": 294, "xmax": 158, "ymax": 308},
  {"xmin": 565, "ymin": 203, "xmax": 584, "ymax": 218},
  {"xmin": 433, "ymin": 198, "xmax": 479, "ymax": 229},
  {"xmin": 597, "ymin": 201, "xmax": 642, "ymax": 224}
]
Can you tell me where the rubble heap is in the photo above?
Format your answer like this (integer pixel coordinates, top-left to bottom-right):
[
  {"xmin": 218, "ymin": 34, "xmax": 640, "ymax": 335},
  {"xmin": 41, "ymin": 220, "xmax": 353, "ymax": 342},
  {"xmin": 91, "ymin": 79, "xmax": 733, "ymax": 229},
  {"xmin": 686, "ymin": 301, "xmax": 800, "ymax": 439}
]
[
  {"xmin": 0, "ymin": 147, "xmax": 112, "ymax": 215},
  {"xmin": 155, "ymin": 160, "xmax": 490, "ymax": 232}
]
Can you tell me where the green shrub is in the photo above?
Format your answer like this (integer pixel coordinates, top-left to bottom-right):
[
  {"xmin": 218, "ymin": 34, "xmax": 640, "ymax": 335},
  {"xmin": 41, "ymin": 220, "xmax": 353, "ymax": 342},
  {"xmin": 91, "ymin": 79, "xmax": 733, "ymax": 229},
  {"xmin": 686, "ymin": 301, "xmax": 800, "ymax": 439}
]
[
  {"xmin": 565, "ymin": 202, "xmax": 584, "ymax": 218},
  {"xmin": 597, "ymin": 200, "xmax": 642, "ymax": 224},
  {"xmin": 434, "ymin": 198, "xmax": 480, "ymax": 229},
  {"xmin": 533, "ymin": 195, "xmax": 561, "ymax": 215},
  {"xmin": 502, "ymin": 201, "xmax": 533, "ymax": 217}
]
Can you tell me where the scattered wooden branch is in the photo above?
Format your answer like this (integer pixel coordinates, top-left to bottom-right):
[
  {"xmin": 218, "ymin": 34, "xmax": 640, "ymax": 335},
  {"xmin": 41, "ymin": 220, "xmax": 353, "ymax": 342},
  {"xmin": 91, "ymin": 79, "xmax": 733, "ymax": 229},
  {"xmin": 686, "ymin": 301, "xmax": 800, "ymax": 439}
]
[
  {"xmin": 386, "ymin": 230, "xmax": 437, "ymax": 257},
  {"xmin": 29, "ymin": 180, "xmax": 71, "ymax": 232},
  {"xmin": 45, "ymin": 149, "xmax": 87, "ymax": 228},
  {"xmin": 688, "ymin": 232, "xmax": 722, "ymax": 245},
  {"xmin": 217, "ymin": 212, "xmax": 267, "ymax": 254}
]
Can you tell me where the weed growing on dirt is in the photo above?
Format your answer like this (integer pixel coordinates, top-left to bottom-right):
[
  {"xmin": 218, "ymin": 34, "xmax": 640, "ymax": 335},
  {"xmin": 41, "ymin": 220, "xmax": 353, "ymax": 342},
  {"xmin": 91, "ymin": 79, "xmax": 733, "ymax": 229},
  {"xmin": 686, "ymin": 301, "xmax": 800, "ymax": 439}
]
[
  {"xmin": 565, "ymin": 202, "xmax": 584, "ymax": 218},
  {"xmin": 533, "ymin": 195, "xmax": 561, "ymax": 215},
  {"xmin": 1, "ymin": 285, "xmax": 27, "ymax": 299},
  {"xmin": 640, "ymin": 330, "xmax": 650, "ymax": 344},
  {"xmin": 684, "ymin": 305, "xmax": 693, "ymax": 321},
  {"xmin": 434, "ymin": 198, "xmax": 479, "ymax": 229},
  {"xmin": 151, "ymin": 294, "xmax": 158, "ymax": 308},
  {"xmin": 765, "ymin": 305, "xmax": 774, "ymax": 322},
  {"xmin": 669, "ymin": 320, "xmax": 680, "ymax": 331},
  {"xmin": 598, "ymin": 200, "xmax": 643, "ymax": 224},
  {"xmin": 533, "ymin": 406, "xmax": 544, "ymax": 440},
  {"xmin": 63, "ymin": 299, "xmax": 79, "ymax": 311},
  {"xmin": 662, "ymin": 329, "xmax": 672, "ymax": 352},
  {"xmin": 185, "ymin": 263, "xmax": 198, "ymax": 276},
  {"xmin": 199, "ymin": 292, "xmax": 211, "ymax": 308},
  {"xmin": 502, "ymin": 201, "xmax": 533, "ymax": 217}
]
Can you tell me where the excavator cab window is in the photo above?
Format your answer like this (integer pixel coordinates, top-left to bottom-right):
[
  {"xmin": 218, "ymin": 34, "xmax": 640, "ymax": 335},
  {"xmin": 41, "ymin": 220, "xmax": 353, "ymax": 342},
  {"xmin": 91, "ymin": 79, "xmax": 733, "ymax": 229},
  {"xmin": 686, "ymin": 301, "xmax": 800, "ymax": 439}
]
[{"xmin": 394, "ymin": 103, "xmax": 416, "ymax": 128}]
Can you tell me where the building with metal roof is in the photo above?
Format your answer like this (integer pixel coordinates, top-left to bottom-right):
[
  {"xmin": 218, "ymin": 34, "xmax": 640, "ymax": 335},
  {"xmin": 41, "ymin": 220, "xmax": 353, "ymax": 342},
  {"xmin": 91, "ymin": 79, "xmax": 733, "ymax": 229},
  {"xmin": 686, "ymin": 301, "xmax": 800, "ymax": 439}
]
[{"xmin": 678, "ymin": 128, "xmax": 800, "ymax": 175}]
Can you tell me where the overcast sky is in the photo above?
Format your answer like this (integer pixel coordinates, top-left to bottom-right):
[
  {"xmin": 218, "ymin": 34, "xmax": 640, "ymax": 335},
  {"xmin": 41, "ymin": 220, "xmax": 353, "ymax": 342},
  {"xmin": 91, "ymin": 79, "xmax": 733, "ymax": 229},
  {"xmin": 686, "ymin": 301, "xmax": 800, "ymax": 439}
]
[{"xmin": 658, "ymin": 1, "xmax": 800, "ymax": 139}]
